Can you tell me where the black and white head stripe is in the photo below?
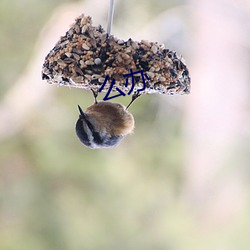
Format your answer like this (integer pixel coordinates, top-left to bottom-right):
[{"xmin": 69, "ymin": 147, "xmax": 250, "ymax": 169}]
[{"xmin": 75, "ymin": 118, "xmax": 92, "ymax": 147}]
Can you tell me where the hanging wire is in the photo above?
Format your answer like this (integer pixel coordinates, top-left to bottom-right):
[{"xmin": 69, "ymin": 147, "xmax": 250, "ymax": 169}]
[{"xmin": 107, "ymin": 0, "xmax": 115, "ymax": 34}]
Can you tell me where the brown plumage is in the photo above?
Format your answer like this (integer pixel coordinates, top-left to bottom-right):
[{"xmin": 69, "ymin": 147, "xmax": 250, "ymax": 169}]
[
  {"xmin": 75, "ymin": 100, "xmax": 135, "ymax": 149},
  {"xmin": 85, "ymin": 102, "xmax": 134, "ymax": 136}
]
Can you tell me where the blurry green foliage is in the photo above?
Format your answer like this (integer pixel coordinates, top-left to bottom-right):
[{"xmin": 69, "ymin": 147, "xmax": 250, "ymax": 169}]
[{"xmin": 0, "ymin": 0, "xmax": 71, "ymax": 97}]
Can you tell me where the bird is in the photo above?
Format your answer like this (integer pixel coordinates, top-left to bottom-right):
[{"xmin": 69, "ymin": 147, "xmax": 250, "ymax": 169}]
[{"xmin": 75, "ymin": 90, "xmax": 140, "ymax": 149}]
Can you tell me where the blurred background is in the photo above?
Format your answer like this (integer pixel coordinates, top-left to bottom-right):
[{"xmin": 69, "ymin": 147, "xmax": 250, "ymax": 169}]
[{"xmin": 1, "ymin": 0, "xmax": 250, "ymax": 249}]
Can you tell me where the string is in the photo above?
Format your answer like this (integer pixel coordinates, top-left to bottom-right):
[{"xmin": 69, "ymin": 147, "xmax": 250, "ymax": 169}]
[{"xmin": 107, "ymin": 0, "xmax": 115, "ymax": 34}]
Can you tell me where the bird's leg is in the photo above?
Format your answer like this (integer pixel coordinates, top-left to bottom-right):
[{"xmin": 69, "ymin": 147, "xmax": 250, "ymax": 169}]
[
  {"xmin": 126, "ymin": 92, "xmax": 141, "ymax": 110},
  {"xmin": 90, "ymin": 89, "xmax": 98, "ymax": 104}
]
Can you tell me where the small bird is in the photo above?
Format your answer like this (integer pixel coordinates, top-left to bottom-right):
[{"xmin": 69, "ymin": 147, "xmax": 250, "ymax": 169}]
[{"xmin": 75, "ymin": 91, "xmax": 139, "ymax": 149}]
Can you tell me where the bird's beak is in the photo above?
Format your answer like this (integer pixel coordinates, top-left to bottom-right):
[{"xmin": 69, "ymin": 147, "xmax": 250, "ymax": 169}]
[{"xmin": 77, "ymin": 105, "xmax": 86, "ymax": 119}]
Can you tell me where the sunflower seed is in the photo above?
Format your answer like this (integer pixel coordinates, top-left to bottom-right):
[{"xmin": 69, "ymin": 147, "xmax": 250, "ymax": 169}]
[
  {"xmin": 75, "ymin": 24, "xmax": 80, "ymax": 34},
  {"xmin": 85, "ymin": 60, "xmax": 94, "ymax": 65},
  {"xmin": 57, "ymin": 59, "xmax": 67, "ymax": 66},
  {"xmin": 151, "ymin": 45, "xmax": 158, "ymax": 54},
  {"xmin": 63, "ymin": 58, "xmax": 75, "ymax": 64},
  {"xmin": 72, "ymin": 53, "xmax": 80, "ymax": 60},
  {"xmin": 82, "ymin": 43, "xmax": 90, "ymax": 50},
  {"xmin": 65, "ymin": 52, "xmax": 72, "ymax": 58},
  {"xmin": 146, "ymin": 72, "xmax": 154, "ymax": 78},
  {"xmin": 74, "ymin": 66, "xmax": 83, "ymax": 75},
  {"xmin": 98, "ymin": 77, "xmax": 106, "ymax": 83}
]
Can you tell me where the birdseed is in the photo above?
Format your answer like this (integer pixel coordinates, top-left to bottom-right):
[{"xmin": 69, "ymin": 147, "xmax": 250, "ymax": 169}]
[{"xmin": 42, "ymin": 14, "xmax": 190, "ymax": 95}]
